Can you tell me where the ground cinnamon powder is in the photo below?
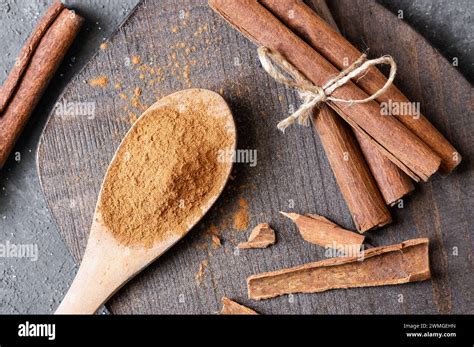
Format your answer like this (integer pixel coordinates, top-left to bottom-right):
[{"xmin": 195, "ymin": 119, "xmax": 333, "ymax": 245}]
[
  {"xmin": 88, "ymin": 75, "xmax": 108, "ymax": 88},
  {"xmin": 233, "ymin": 197, "xmax": 249, "ymax": 231},
  {"xmin": 98, "ymin": 101, "xmax": 233, "ymax": 247}
]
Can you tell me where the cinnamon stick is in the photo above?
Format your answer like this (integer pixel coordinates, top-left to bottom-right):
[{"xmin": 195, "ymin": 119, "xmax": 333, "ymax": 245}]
[
  {"xmin": 0, "ymin": 2, "xmax": 83, "ymax": 168},
  {"xmin": 209, "ymin": 0, "xmax": 441, "ymax": 182},
  {"xmin": 247, "ymin": 238, "xmax": 430, "ymax": 300},
  {"xmin": 355, "ymin": 133, "xmax": 414, "ymax": 205},
  {"xmin": 260, "ymin": 0, "xmax": 461, "ymax": 174},
  {"xmin": 238, "ymin": 223, "xmax": 276, "ymax": 249},
  {"xmin": 312, "ymin": 107, "xmax": 390, "ymax": 231},
  {"xmin": 0, "ymin": 1, "xmax": 65, "ymax": 114},
  {"xmin": 263, "ymin": 0, "xmax": 415, "ymax": 205},
  {"xmin": 281, "ymin": 212, "xmax": 365, "ymax": 250},
  {"xmin": 220, "ymin": 297, "xmax": 259, "ymax": 315}
]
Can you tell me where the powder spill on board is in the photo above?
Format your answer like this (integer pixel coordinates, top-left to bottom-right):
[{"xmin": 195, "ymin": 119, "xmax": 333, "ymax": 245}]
[
  {"xmin": 233, "ymin": 197, "xmax": 249, "ymax": 231},
  {"xmin": 195, "ymin": 259, "xmax": 208, "ymax": 285},
  {"xmin": 89, "ymin": 13, "xmax": 221, "ymax": 127},
  {"xmin": 88, "ymin": 75, "xmax": 108, "ymax": 88}
]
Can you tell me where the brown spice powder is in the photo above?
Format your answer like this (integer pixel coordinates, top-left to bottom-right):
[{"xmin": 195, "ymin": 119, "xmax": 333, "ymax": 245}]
[
  {"xmin": 131, "ymin": 55, "xmax": 141, "ymax": 65},
  {"xmin": 99, "ymin": 102, "xmax": 233, "ymax": 248},
  {"xmin": 88, "ymin": 75, "xmax": 108, "ymax": 88},
  {"xmin": 211, "ymin": 235, "xmax": 222, "ymax": 248},
  {"xmin": 195, "ymin": 259, "xmax": 208, "ymax": 285},
  {"xmin": 233, "ymin": 197, "xmax": 249, "ymax": 231}
]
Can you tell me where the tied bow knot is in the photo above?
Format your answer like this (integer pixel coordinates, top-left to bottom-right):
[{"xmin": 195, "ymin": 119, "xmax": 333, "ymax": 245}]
[{"xmin": 257, "ymin": 47, "xmax": 397, "ymax": 132}]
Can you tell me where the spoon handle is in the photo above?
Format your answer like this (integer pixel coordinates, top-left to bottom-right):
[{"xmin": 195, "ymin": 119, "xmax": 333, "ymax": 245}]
[
  {"xmin": 56, "ymin": 220, "xmax": 181, "ymax": 314},
  {"xmin": 56, "ymin": 221, "xmax": 161, "ymax": 314},
  {"xmin": 55, "ymin": 223, "xmax": 126, "ymax": 313}
]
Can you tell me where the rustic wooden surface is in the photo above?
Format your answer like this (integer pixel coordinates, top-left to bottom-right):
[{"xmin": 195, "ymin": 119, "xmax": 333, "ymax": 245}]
[{"xmin": 36, "ymin": 0, "xmax": 473, "ymax": 314}]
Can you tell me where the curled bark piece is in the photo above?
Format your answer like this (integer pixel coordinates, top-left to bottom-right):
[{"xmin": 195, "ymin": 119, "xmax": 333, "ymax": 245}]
[
  {"xmin": 220, "ymin": 297, "xmax": 259, "ymax": 315},
  {"xmin": 211, "ymin": 235, "xmax": 222, "ymax": 248},
  {"xmin": 281, "ymin": 212, "xmax": 365, "ymax": 251},
  {"xmin": 238, "ymin": 223, "xmax": 276, "ymax": 249},
  {"xmin": 247, "ymin": 238, "xmax": 430, "ymax": 300}
]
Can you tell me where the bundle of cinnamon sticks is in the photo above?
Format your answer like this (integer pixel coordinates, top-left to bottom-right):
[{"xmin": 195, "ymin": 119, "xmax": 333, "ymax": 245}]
[{"xmin": 209, "ymin": 0, "xmax": 461, "ymax": 232}]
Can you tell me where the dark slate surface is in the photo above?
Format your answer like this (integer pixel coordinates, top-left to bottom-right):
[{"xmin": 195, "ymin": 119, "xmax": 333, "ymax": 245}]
[
  {"xmin": 0, "ymin": 0, "xmax": 472, "ymax": 313},
  {"xmin": 37, "ymin": 0, "xmax": 473, "ymax": 314}
]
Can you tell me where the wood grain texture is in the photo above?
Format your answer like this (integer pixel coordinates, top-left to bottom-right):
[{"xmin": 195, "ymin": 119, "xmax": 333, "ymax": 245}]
[{"xmin": 36, "ymin": 0, "xmax": 473, "ymax": 314}]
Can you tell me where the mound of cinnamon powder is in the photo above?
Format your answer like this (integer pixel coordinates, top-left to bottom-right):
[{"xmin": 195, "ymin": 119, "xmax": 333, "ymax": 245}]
[{"xmin": 99, "ymin": 102, "xmax": 233, "ymax": 247}]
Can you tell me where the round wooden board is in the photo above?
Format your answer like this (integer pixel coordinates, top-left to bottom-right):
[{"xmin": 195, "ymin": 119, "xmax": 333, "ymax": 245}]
[{"xmin": 37, "ymin": 0, "xmax": 473, "ymax": 314}]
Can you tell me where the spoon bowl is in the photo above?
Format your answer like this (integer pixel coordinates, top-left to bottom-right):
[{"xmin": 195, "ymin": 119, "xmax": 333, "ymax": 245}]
[{"xmin": 56, "ymin": 88, "xmax": 236, "ymax": 314}]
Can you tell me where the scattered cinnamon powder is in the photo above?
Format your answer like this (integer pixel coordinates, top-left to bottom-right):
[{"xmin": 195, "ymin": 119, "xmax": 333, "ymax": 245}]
[
  {"xmin": 211, "ymin": 235, "xmax": 222, "ymax": 248},
  {"xmin": 195, "ymin": 259, "xmax": 208, "ymax": 285},
  {"xmin": 183, "ymin": 64, "xmax": 191, "ymax": 85},
  {"xmin": 131, "ymin": 55, "xmax": 141, "ymax": 65},
  {"xmin": 126, "ymin": 87, "xmax": 148, "ymax": 110},
  {"xmin": 208, "ymin": 224, "xmax": 219, "ymax": 235},
  {"xmin": 98, "ymin": 97, "xmax": 233, "ymax": 248},
  {"xmin": 128, "ymin": 111, "xmax": 137, "ymax": 124},
  {"xmin": 193, "ymin": 23, "xmax": 208, "ymax": 37},
  {"xmin": 88, "ymin": 75, "xmax": 108, "ymax": 88},
  {"xmin": 233, "ymin": 197, "xmax": 249, "ymax": 231}
]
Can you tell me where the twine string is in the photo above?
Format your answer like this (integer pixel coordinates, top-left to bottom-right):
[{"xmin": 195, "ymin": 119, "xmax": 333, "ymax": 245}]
[{"xmin": 257, "ymin": 47, "xmax": 397, "ymax": 132}]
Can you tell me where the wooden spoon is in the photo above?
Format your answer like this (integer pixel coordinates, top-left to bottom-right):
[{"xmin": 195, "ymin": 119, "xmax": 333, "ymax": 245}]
[{"xmin": 56, "ymin": 89, "xmax": 236, "ymax": 314}]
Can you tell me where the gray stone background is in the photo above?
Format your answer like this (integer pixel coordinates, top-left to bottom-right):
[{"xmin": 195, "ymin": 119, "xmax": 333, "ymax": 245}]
[{"xmin": 0, "ymin": 0, "xmax": 472, "ymax": 314}]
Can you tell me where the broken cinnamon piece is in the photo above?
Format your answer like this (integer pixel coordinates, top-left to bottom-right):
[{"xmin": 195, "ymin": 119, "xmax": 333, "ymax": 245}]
[
  {"xmin": 211, "ymin": 234, "xmax": 222, "ymax": 248},
  {"xmin": 195, "ymin": 259, "xmax": 208, "ymax": 285},
  {"xmin": 247, "ymin": 238, "xmax": 430, "ymax": 300},
  {"xmin": 238, "ymin": 223, "xmax": 275, "ymax": 249},
  {"xmin": 220, "ymin": 297, "xmax": 259, "ymax": 315},
  {"xmin": 281, "ymin": 212, "xmax": 364, "ymax": 251}
]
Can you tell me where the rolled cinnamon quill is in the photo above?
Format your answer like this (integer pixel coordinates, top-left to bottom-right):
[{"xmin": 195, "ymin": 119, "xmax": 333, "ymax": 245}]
[
  {"xmin": 355, "ymin": 133, "xmax": 414, "ymax": 205},
  {"xmin": 209, "ymin": 0, "xmax": 441, "ymax": 182},
  {"xmin": 265, "ymin": 0, "xmax": 415, "ymax": 205},
  {"xmin": 313, "ymin": 108, "xmax": 390, "ymax": 230},
  {"xmin": 0, "ymin": 1, "xmax": 83, "ymax": 168},
  {"xmin": 260, "ymin": 0, "xmax": 461, "ymax": 174},
  {"xmin": 247, "ymin": 238, "xmax": 430, "ymax": 300}
]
